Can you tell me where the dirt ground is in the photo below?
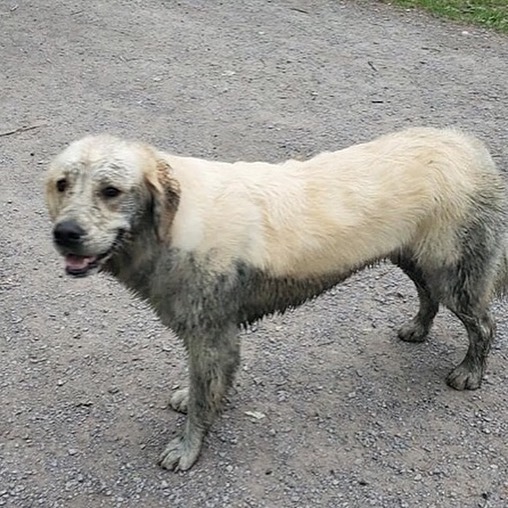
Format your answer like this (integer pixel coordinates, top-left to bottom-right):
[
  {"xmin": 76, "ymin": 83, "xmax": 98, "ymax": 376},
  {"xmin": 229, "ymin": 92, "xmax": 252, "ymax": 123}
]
[{"xmin": 1, "ymin": 0, "xmax": 508, "ymax": 507}]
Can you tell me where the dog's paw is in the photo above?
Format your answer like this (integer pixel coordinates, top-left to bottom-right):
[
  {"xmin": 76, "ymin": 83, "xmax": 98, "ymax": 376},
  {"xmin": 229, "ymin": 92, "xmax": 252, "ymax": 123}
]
[
  {"xmin": 170, "ymin": 388, "xmax": 189, "ymax": 414},
  {"xmin": 397, "ymin": 320, "xmax": 428, "ymax": 343},
  {"xmin": 446, "ymin": 363, "xmax": 482, "ymax": 390},
  {"xmin": 158, "ymin": 435, "xmax": 202, "ymax": 471}
]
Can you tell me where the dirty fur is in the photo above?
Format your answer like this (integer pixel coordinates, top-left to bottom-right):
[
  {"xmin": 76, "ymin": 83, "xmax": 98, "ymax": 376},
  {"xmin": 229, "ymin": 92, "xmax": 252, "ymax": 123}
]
[{"xmin": 45, "ymin": 127, "xmax": 508, "ymax": 471}]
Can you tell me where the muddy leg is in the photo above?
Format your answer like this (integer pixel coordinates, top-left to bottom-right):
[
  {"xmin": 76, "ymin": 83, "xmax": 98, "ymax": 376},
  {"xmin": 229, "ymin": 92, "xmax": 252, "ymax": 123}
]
[
  {"xmin": 446, "ymin": 309, "xmax": 494, "ymax": 390},
  {"xmin": 393, "ymin": 256, "xmax": 439, "ymax": 343},
  {"xmin": 437, "ymin": 252, "xmax": 497, "ymax": 390},
  {"xmin": 159, "ymin": 326, "xmax": 240, "ymax": 471}
]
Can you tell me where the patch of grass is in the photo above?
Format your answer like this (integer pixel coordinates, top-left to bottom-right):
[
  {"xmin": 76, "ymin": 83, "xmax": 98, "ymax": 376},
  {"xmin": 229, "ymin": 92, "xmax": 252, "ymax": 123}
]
[{"xmin": 389, "ymin": 0, "xmax": 508, "ymax": 33}]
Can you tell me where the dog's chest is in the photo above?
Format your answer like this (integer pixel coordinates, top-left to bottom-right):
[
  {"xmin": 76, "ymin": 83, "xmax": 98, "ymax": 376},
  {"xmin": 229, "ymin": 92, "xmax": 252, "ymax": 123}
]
[{"xmin": 109, "ymin": 249, "xmax": 364, "ymax": 333}]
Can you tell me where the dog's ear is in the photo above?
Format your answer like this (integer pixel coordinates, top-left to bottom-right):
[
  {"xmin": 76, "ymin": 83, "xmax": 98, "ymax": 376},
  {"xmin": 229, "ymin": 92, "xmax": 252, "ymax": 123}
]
[{"xmin": 144, "ymin": 159, "xmax": 180, "ymax": 243}]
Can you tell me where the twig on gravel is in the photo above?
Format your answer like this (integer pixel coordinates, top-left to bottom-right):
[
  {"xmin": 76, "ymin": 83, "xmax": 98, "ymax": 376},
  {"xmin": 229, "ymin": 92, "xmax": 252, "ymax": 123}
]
[
  {"xmin": 289, "ymin": 7, "xmax": 309, "ymax": 14},
  {"xmin": 0, "ymin": 124, "xmax": 45, "ymax": 137}
]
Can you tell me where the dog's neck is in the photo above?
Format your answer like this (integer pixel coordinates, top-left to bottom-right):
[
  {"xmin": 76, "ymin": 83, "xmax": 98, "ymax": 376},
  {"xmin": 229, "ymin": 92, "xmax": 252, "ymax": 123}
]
[{"xmin": 102, "ymin": 218, "xmax": 168, "ymax": 300}]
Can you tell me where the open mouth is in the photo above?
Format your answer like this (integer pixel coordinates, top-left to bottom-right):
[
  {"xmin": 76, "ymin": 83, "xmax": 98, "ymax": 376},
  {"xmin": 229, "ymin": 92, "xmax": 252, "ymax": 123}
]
[
  {"xmin": 64, "ymin": 254, "xmax": 99, "ymax": 277},
  {"xmin": 64, "ymin": 245, "xmax": 119, "ymax": 277},
  {"xmin": 64, "ymin": 252, "xmax": 107, "ymax": 277},
  {"xmin": 60, "ymin": 230, "xmax": 126, "ymax": 277}
]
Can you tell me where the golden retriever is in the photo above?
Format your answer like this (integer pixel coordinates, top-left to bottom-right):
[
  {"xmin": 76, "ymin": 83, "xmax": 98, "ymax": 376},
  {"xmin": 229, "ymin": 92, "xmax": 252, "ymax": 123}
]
[{"xmin": 45, "ymin": 127, "xmax": 508, "ymax": 471}]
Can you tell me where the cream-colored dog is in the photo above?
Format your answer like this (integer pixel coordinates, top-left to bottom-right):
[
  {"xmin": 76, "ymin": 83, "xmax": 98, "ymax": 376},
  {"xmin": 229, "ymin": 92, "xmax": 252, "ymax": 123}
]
[{"xmin": 45, "ymin": 127, "xmax": 507, "ymax": 471}]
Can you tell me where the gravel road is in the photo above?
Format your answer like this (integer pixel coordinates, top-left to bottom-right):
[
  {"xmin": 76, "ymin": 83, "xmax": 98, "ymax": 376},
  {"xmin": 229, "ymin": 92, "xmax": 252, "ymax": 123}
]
[{"xmin": 1, "ymin": 1, "xmax": 507, "ymax": 507}]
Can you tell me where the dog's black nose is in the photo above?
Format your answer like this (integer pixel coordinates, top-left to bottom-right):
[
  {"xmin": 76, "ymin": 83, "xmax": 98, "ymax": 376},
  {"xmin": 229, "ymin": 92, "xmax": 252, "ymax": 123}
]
[{"xmin": 53, "ymin": 220, "xmax": 86, "ymax": 247}]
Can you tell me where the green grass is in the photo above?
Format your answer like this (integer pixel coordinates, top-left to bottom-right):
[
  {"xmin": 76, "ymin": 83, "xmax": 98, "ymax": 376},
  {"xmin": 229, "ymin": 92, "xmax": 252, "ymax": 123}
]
[{"xmin": 389, "ymin": 0, "xmax": 508, "ymax": 33}]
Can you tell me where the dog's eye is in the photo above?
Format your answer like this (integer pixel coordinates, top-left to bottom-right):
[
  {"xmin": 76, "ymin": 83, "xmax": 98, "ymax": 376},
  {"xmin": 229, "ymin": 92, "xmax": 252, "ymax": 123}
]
[
  {"xmin": 102, "ymin": 186, "xmax": 122, "ymax": 198},
  {"xmin": 56, "ymin": 178, "xmax": 67, "ymax": 193}
]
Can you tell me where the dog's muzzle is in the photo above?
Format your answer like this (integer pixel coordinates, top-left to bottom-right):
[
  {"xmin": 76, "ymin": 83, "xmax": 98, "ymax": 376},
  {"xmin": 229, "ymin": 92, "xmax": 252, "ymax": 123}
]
[{"xmin": 52, "ymin": 220, "xmax": 123, "ymax": 277}]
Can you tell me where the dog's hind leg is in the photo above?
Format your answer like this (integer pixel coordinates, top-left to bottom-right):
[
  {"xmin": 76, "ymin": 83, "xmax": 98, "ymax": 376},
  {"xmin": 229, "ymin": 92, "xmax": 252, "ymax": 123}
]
[
  {"xmin": 434, "ymin": 236, "xmax": 499, "ymax": 390},
  {"xmin": 391, "ymin": 254, "xmax": 439, "ymax": 343},
  {"xmin": 159, "ymin": 324, "xmax": 240, "ymax": 471},
  {"xmin": 437, "ymin": 260, "xmax": 496, "ymax": 390},
  {"xmin": 445, "ymin": 306, "xmax": 494, "ymax": 391}
]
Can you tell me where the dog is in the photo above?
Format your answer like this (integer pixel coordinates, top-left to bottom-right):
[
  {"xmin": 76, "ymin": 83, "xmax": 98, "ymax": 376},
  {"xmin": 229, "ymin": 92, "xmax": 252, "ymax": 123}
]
[{"xmin": 45, "ymin": 127, "xmax": 508, "ymax": 471}]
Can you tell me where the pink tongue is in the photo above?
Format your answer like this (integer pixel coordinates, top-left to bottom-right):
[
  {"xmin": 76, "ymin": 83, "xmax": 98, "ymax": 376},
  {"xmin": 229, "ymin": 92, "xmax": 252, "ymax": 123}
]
[{"xmin": 65, "ymin": 254, "xmax": 97, "ymax": 270}]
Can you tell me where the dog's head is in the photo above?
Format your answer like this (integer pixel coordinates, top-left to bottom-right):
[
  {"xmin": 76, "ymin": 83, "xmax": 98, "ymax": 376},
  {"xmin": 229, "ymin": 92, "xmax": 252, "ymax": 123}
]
[{"xmin": 45, "ymin": 135, "xmax": 180, "ymax": 277}]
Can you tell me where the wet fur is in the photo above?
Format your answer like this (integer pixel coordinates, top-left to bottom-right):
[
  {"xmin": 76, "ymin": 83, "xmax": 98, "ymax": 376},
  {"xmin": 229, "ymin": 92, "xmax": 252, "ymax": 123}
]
[{"xmin": 45, "ymin": 127, "xmax": 508, "ymax": 471}]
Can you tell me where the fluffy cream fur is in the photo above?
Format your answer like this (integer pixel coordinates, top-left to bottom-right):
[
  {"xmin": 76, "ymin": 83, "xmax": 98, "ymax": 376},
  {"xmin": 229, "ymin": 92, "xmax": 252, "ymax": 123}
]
[{"xmin": 156, "ymin": 128, "xmax": 496, "ymax": 276}]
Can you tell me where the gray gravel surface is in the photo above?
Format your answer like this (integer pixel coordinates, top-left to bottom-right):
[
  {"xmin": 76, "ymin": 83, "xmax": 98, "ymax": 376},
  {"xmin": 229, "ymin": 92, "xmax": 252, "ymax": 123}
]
[{"xmin": 1, "ymin": 1, "xmax": 508, "ymax": 507}]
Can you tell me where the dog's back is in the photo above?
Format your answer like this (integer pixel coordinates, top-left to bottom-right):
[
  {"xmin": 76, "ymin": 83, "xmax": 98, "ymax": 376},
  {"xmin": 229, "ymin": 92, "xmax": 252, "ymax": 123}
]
[{"xmin": 165, "ymin": 127, "xmax": 505, "ymax": 280}]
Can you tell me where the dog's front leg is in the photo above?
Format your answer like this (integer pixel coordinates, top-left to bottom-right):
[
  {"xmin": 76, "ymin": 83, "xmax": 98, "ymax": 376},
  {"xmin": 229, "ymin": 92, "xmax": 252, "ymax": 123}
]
[{"xmin": 159, "ymin": 325, "xmax": 240, "ymax": 471}]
